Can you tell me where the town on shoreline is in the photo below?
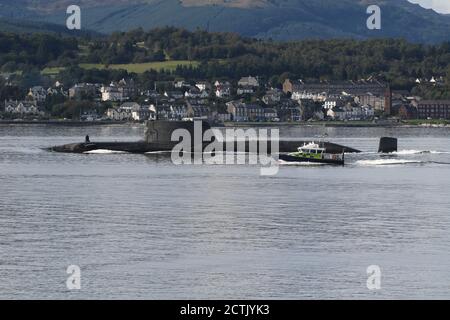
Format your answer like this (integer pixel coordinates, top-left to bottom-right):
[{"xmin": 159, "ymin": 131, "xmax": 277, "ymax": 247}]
[{"xmin": 2, "ymin": 75, "xmax": 450, "ymax": 127}]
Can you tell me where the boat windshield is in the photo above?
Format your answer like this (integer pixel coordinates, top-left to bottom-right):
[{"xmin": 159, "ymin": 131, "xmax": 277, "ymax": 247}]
[{"xmin": 299, "ymin": 148, "xmax": 324, "ymax": 154}]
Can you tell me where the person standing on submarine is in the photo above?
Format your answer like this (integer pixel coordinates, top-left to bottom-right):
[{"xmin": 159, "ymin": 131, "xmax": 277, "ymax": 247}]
[{"xmin": 85, "ymin": 135, "xmax": 90, "ymax": 144}]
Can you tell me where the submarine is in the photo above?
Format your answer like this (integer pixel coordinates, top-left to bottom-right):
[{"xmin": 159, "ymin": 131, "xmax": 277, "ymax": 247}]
[{"xmin": 49, "ymin": 121, "xmax": 364, "ymax": 155}]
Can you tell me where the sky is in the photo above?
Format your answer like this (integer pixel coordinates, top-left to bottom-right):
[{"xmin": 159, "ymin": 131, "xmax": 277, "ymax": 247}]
[{"xmin": 408, "ymin": 0, "xmax": 450, "ymax": 13}]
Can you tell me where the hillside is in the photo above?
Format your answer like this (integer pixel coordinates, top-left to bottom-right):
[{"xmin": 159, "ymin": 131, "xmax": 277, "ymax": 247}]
[
  {"xmin": 1, "ymin": 0, "xmax": 450, "ymax": 43},
  {"xmin": 0, "ymin": 18, "xmax": 100, "ymax": 36}
]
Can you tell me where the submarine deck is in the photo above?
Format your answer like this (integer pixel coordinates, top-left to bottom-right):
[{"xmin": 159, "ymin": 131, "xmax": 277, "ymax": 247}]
[{"xmin": 50, "ymin": 140, "xmax": 361, "ymax": 154}]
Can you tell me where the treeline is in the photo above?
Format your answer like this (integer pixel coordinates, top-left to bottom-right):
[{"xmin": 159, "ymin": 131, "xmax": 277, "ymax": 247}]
[
  {"xmin": 0, "ymin": 33, "xmax": 79, "ymax": 71},
  {"xmin": 1, "ymin": 27, "xmax": 450, "ymax": 94},
  {"xmin": 81, "ymin": 27, "xmax": 450, "ymax": 88},
  {"xmin": 84, "ymin": 27, "xmax": 253, "ymax": 64}
]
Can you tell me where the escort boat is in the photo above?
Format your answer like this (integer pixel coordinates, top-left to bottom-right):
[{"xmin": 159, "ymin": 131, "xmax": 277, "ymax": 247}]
[{"xmin": 279, "ymin": 142, "xmax": 345, "ymax": 165}]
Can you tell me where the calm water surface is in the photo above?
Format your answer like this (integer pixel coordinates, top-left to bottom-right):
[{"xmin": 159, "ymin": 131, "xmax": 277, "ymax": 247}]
[{"xmin": 1, "ymin": 124, "xmax": 450, "ymax": 299}]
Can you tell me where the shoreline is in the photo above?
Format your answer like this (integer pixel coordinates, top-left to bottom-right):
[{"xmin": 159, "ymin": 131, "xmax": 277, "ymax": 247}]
[
  {"xmin": 0, "ymin": 120, "xmax": 132, "ymax": 126},
  {"xmin": 222, "ymin": 121, "xmax": 450, "ymax": 128},
  {"xmin": 0, "ymin": 120, "xmax": 449, "ymax": 128}
]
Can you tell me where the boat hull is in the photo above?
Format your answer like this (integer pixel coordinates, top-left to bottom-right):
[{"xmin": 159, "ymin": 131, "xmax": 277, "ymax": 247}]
[{"xmin": 279, "ymin": 154, "xmax": 344, "ymax": 165}]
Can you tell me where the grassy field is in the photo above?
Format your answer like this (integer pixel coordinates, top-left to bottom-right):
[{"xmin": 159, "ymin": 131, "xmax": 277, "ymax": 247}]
[
  {"xmin": 41, "ymin": 67, "xmax": 66, "ymax": 76},
  {"xmin": 40, "ymin": 59, "xmax": 201, "ymax": 76},
  {"xmin": 79, "ymin": 60, "xmax": 200, "ymax": 73}
]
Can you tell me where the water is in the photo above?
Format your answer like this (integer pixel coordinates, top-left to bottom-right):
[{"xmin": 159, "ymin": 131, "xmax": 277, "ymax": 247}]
[{"xmin": 1, "ymin": 124, "xmax": 450, "ymax": 299}]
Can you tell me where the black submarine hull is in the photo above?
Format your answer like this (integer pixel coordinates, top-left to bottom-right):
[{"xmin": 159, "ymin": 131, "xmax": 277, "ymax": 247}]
[
  {"xmin": 49, "ymin": 140, "xmax": 360, "ymax": 154},
  {"xmin": 49, "ymin": 121, "xmax": 361, "ymax": 154}
]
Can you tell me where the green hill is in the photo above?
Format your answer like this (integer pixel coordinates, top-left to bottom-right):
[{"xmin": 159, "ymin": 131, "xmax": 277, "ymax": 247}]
[{"xmin": 2, "ymin": 0, "xmax": 450, "ymax": 43}]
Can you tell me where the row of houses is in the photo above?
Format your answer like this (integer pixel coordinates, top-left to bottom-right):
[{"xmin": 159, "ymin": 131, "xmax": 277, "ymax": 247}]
[
  {"xmin": 74, "ymin": 77, "xmax": 259, "ymax": 102},
  {"xmin": 225, "ymin": 99, "xmax": 325, "ymax": 122},
  {"xmin": 105, "ymin": 98, "xmax": 304, "ymax": 123},
  {"xmin": 25, "ymin": 76, "xmax": 261, "ymax": 104},
  {"xmin": 18, "ymin": 82, "xmax": 98, "ymax": 103},
  {"xmin": 170, "ymin": 77, "xmax": 265, "ymax": 99},
  {"xmin": 6, "ymin": 98, "xmax": 449, "ymax": 122},
  {"xmin": 105, "ymin": 102, "xmax": 216, "ymax": 122},
  {"xmin": 23, "ymin": 78, "xmax": 139, "ymax": 103},
  {"xmin": 27, "ymin": 82, "xmax": 67, "ymax": 103},
  {"xmin": 415, "ymin": 76, "xmax": 445, "ymax": 86},
  {"xmin": 106, "ymin": 103, "xmax": 155, "ymax": 121},
  {"xmin": 4, "ymin": 74, "xmax": 450, "ymax": 122},
  {"xmin": 3, "ymin": 100, "xmax": 44, "ymax": 116},
  {"xmin": 283, "ymin": 78, "xmax": 391, "ymax": 114},
  {"xmin": 96, "ymin": 99, "xmax": 450, "ymax": 122},
  {"xmin": 23, "ymin": 76, "xmax": 267, "ymax": 108},
  {"xmin": 327, "ymin": 105, "xmax": 375, "ymax": 121},
  {"xmin": 227, "ymin": 101, "xmax": 276, "ymax": 122},
  {"xmin": 225, "ymin": 98, "xmax": 364, "ymax": 122}
]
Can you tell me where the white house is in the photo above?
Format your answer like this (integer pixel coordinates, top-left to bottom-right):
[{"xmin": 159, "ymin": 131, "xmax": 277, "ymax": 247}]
[
  {"xmin": 132, "ymin": 106, "xmax": 156, "ymax": 121},
  {"xmin": 323, "ymin": 98, "xmax": 342, "ymax": 110},
  {"xmin": 238, "ymin": 76, "xmax": 259, "ymax": 87},
  {"xmin": 237, "ymin": 86, "xmax": 254, "ymax": 95},
  {"xmin": 106, "ymin": 108, "xmax": 131, "ymax": 121},
  {"xmin": 101, "ymin": 85, "xmax": 124, "ymax": 102},
  {"xmin": 28, "ymin": 86, "xmax": 47, "ymax": 102},
  {"xmin": 106, "ymin": 102, "xmax": 140, "ymax": 121},
  {"xmin": 215, "ymin": 85, "xmax": 231, "ymax": 98},
  {"xmin": 195, "ymin": 81, "xmax": 211, "ymax": 92},
  {"xmin": 47, "ymin": 87, "xmax": 65, "ymax": 97},
  {"xmin": 4, "ymin": 100, "xmax": 41, "ymax": 115}
]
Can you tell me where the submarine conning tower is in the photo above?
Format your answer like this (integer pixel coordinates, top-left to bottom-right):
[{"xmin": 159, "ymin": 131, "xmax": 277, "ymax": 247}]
[
  {"xmin": 144, "ymin": 120, "xmax": 211, "ymax": 143},
  {"xmin": 378, "ymin": 137, "xmax": 398, "ymax": 153}
]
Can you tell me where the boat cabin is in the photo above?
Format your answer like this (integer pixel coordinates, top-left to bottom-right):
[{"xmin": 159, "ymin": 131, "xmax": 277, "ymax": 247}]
[{"xmin": 297, "ymin": 143, "xmax": 325, "ymax": 159}]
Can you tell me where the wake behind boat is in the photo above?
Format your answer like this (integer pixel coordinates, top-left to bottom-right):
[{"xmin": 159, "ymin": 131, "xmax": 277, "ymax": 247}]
[{"xmin": 279, "ymin": 142, "xmax": 345, "ymax": 165}]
